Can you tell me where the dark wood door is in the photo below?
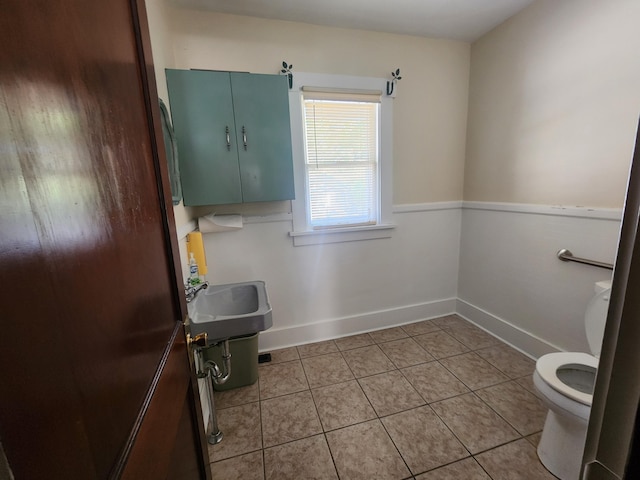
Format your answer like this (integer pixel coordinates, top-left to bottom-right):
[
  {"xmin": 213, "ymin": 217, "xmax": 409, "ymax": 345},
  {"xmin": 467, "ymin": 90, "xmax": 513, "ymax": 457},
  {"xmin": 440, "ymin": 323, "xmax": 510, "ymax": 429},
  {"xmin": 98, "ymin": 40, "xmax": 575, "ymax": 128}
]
[{"xmin": 0, "ymin": 1, "xmax": 210, "ymax": 478}]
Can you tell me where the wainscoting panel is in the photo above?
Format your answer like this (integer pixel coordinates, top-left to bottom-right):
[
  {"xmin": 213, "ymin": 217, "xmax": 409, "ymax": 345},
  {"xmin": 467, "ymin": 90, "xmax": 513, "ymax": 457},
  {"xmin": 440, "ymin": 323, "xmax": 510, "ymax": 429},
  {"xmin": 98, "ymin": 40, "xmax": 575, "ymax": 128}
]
[{"xmin": 458, "ymin": 203, "xmax": 621, "ymax": 354}]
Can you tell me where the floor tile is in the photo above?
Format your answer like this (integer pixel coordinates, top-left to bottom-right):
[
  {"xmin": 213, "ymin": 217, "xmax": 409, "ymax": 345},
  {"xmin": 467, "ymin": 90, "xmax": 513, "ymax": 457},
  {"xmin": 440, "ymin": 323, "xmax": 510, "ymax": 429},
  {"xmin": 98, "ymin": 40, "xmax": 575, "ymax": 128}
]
[
  {"xmin": 312, "ymin": 380, "xmax": 376, "ymax": 431},
  {"xmin": 264, "ymin": 434, "xmax": 338, "ymax": 480},
  {"xmin": 443, "ymin": 324, "xmax": 501, "ymax": 350},
  {"xmin": 379, "ymin": 337, "xmax": 434, "ymax": 368},
  {"xmin": 476, "ymin": 344, "xmax": 536, "ymax": 378},
  {"xmin": 439, "ymin": 352, "xmax": 509, "ymax": 390},
  {"xmin": 401, "ymin": 319, "xmax": 441, "ymax": 336},
  {"xmin": 267, "ymin": 346, "xmax": 300, "ymax": 364},
  {"xmin": 206, "ymin": 325, "xmax": 556, "ymax": 480},
  {"xmin": 209, "ymin": 402, "xmax": 262, "ymax": 462},
  {"xmin": 214, "ymin": 382, "xmax": 260, "ymax": 409},
  {"xmin": 326, "ymin": 420, "xmax": 411, "ymax": 480},
  {"xmin": 475, "ymin": 439, "xmax": 557, "ymax": 479},
  {"xmin": 211, "ymin": 450, "xmax": 264, "ymax": 480},
  {"xmin": 260, "ymin": 390, "xmax": 322, "ymax": 447},
  {"xmin": 382, "ymin": 406, "xmax": 469, "ymax": 474},
  {"xmin": 297, "ymin": 340, "xmax": 338, "ymax": 358},
  {"xmin": 302, "ymin": 352, "xmax": 354, "ymax": 388},
  {"xmin": 369, "ymin": 327, "xmax": 409, "ymax": 344},
  {"xmin": 431, "ymin": 393, "xmax": 519, "ymax": 454},
  {"xmin": 514, "ymin": 374, "xmax": 543, "ymax": 398},
  {"xmin": 414, "ymin": 330, "xmax": 469, "ymax": 359},
  {"xmin": 414, "ymin": 458, "xmax": 491, "ymax": 480},
  {"xmin": 526, "ymin": 431, "xmax": 542, "ymax": 448},
  {"xmin": 475, "ymin": 381, "xmax": 547, "ymax": 436},
  {"xmin": 258, "ymin": 360, "xmax": 308, "ymax": 399},
  {"xmin": 358, "ymin": 371, "xmax": 425, "ymax": 417},
  {"xmin": 431, "ymin": 314, "xmax": 469, "ymax": 328},
  {"xmin": 335, "ymin": 333, "xmax": 375, "ymax": 351},
  {"xmin": 402, "ymin": 362, "xmax": 469, "ymax": 403},
  {"xmin": 342, "ymin": 345, "xmax": 396, "ymax": 378}
]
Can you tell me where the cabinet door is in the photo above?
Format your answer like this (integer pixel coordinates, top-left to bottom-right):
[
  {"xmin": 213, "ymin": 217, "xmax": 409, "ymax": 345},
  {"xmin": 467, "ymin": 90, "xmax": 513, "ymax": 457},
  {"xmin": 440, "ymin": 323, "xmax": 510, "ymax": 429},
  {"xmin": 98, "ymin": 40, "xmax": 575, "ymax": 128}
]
[
  {"xmin": 231, "ymin": 73, "xmax": 295, "ymax": 202},
  {"xmin": 166, "ymin": 69, "xmax": 242, "ymax": 205}
]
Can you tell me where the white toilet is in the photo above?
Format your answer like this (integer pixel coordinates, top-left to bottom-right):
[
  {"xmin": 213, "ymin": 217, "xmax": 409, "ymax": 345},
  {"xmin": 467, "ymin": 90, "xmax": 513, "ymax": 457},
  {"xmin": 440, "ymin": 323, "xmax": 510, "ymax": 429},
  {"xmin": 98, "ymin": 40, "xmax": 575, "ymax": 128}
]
[{"xmin": 533, "ymin": 280, "xmax": 611, "ymax": 480}]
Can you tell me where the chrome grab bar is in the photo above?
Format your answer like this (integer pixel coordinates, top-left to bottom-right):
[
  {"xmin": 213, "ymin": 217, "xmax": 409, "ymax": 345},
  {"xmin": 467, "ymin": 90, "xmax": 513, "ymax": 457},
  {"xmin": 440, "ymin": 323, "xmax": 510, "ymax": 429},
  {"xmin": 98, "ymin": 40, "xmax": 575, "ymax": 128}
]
[{"xmin": 557, "ymin": 249, "xmax": 614, "ymax": 270}]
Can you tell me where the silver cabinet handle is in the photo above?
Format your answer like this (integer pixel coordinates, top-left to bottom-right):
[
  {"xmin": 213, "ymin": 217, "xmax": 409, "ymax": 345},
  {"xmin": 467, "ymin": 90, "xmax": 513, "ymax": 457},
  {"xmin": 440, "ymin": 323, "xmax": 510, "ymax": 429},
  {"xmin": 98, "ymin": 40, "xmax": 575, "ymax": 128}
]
[
  {"xmin": 225, "ymin": 126, "xmax": 231, "ymax": 151},
  {"xmin": 242, "ymin": 126, "xmax": 247, "ymax": 150}
]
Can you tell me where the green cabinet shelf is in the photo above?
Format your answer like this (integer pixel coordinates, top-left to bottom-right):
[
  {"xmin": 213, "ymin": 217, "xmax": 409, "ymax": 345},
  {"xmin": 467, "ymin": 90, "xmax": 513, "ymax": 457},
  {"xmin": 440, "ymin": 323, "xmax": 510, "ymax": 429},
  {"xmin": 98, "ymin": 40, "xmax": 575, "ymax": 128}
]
[{"xmin": 166, "ymin": 69, "xmax": 295, "ymax": 206}]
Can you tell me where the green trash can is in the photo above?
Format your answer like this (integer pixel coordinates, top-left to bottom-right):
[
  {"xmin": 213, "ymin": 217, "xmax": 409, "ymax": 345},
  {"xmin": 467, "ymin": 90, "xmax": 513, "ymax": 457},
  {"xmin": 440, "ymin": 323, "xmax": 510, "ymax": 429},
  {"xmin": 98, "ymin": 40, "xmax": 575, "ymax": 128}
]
[{"xmin": 204, "ymin": 333, "xmax": 259, "ymax": 391}]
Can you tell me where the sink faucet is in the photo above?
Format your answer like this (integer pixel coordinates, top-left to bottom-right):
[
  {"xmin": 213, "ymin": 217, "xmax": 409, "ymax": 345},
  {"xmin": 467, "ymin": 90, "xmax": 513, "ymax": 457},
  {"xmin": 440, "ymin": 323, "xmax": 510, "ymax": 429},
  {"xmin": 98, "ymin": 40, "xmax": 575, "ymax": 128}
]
[{"xmin": 185, "ymin": 281, "xmax": 209, "ymax": 303}]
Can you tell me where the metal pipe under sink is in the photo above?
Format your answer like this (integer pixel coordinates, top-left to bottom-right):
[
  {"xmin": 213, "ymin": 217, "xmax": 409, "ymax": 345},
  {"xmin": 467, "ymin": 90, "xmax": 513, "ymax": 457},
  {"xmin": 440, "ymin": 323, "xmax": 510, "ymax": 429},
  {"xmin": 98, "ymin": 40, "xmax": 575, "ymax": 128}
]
[{"xmin": 196, "ymin": 339, "xmax": 232, "ymax": 445}]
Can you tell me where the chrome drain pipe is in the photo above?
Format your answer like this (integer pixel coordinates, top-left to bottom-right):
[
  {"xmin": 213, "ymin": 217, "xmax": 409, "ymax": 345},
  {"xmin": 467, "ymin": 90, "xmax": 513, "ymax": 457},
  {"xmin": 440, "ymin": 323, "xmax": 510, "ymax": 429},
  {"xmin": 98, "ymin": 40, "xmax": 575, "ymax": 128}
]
[
  {"xmin": 196, "ymin": 339, "xmax": 232, "ymax": 445},
  {"xmin": 209, "ymin": 339, "xmax": 232, "ymax": 386}
]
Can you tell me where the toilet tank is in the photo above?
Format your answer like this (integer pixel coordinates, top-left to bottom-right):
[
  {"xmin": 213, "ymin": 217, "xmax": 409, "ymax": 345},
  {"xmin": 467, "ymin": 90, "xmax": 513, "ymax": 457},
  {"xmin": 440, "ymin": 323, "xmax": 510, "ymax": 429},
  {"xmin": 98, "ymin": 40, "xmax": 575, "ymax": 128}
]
[{"xmin": 585, "ymin": 280, "xmax": 612, "ymax": 357}]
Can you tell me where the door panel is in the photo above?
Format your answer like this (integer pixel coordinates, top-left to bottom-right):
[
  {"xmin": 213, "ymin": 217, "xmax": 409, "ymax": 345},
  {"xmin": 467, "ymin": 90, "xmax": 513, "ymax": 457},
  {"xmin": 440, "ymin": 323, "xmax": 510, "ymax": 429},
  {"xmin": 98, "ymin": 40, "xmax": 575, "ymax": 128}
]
[
  {"xmin": 0, "ymin": 1, "xmax": 209, "ymax": 478},
  {"xmin": 119, "ymin": 324, "xmax": 199, "ymax": 480},
  {"xmin": 166, "ymin": 384, "xmax": 206, "ymax": 480},
  {"xmin": 582, "ymin": 121, "xmax": 640, "ymax": 479}
]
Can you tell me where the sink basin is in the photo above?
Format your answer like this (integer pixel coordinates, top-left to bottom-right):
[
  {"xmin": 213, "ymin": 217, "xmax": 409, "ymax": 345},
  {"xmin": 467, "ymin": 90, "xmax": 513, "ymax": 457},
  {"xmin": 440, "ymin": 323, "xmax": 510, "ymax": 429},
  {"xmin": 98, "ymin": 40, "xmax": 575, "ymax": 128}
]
[{"xmin": 188, "ymin": 281, "xmax": 272, "ymax": 342}]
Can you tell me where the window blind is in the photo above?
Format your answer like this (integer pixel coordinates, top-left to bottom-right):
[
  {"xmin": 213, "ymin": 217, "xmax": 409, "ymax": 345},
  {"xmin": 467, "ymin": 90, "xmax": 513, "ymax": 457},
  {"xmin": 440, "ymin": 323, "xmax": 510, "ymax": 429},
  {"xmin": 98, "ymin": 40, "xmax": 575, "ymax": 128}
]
[{"xmin": 303, "ymin": 93, "xmax": 380, "ymax": 229}]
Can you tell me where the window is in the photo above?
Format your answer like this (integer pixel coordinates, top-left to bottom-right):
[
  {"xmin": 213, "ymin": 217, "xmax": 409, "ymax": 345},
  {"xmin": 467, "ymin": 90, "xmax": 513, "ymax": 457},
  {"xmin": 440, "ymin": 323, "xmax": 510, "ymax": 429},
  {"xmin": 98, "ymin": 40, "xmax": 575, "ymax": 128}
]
[
  {"xmin": 303, "ymin": 92, "xmax": 379, "ymax": 228},
  {"xmin": 289, "ymin": 73, "xmax": 394, "ymax": 246}
]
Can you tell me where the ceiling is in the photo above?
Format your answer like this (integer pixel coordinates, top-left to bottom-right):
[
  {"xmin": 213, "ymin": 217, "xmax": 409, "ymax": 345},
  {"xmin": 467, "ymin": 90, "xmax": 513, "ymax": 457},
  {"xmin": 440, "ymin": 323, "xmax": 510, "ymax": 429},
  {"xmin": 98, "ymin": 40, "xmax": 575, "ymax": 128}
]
[{"xmin": 170, "ymin": 0, "xmax": 535, "ymax": 42}]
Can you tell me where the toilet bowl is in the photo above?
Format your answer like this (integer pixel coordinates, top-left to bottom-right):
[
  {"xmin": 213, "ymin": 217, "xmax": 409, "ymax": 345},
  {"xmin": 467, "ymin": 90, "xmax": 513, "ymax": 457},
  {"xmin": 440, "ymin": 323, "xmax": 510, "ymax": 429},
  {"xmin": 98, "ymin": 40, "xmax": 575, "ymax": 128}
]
[{"xmin": 533, "ymin": 281, "xmax": 611, "ymax": 480}]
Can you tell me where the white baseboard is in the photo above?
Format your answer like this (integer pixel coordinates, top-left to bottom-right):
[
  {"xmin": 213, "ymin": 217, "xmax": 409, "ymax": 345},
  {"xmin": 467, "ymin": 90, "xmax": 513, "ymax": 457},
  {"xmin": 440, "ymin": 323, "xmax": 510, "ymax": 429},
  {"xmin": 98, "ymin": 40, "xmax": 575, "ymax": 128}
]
[
  {"xmin": 258, "ymin": 296, "xmax": 565, "ymax": 359},
  {"xmin": 258, "ymin": 297, "xmax": 457, "ymax": 352},
  {"xmin": 456, "ymin": 298, "xmax": 561, "ymax": 359}
]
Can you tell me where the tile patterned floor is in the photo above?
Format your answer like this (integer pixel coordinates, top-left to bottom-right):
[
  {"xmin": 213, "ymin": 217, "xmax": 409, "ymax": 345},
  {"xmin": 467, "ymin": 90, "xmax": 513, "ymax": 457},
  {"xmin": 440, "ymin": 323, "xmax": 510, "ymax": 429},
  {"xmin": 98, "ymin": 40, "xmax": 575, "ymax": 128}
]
[{"xmin": 209, "ymin": 315, "xmax": 556, "ymax": 480}]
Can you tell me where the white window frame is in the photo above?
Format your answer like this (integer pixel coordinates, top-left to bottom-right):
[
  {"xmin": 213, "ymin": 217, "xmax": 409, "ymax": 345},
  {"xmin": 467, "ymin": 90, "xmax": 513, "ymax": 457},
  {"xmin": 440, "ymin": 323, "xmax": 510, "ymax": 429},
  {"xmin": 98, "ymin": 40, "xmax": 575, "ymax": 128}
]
[{"xmin": 288, "ymin": 73, "xmax": 395, "ymax": 246}]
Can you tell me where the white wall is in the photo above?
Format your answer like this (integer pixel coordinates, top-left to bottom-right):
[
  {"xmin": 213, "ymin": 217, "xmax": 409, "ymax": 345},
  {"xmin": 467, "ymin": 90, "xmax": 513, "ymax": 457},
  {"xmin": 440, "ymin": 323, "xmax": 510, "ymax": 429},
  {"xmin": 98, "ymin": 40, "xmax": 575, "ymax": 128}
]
[
  {"xmin": 158, "ymin": 7, "xmax": 469, "ymax": 349},
  {"xmin": 458, "ymin": 204, "xmax": 620, "ymax": 356},
  {"xmin": 203, "ymin": 207, "xmax": 461, "ymax": 351},
  {"xmin": 167, "ymin": 9, "xmax": 470, "ymax": 205},
  {"xmin": 146, "ymin": 0, "xmax": 174, "ymax": 103},
  {"xmin": 464, "ymin": 0, "xmax": 640, "ymax": 207},
  {"xmin": 459, "ymin": 0, "xmax": 639, "ymax": 357},
  {"xmin": 151, "ymin": 1, "xmax": 640, "ymax": 360}
]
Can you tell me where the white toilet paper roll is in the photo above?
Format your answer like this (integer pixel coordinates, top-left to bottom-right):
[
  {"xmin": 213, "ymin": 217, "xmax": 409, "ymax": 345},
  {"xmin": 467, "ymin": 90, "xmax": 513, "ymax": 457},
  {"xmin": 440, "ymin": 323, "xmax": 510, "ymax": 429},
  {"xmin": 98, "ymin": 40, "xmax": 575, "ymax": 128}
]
[{"xmin": 198, "ymin": 214, "xmax": 243, "ymax": 233}]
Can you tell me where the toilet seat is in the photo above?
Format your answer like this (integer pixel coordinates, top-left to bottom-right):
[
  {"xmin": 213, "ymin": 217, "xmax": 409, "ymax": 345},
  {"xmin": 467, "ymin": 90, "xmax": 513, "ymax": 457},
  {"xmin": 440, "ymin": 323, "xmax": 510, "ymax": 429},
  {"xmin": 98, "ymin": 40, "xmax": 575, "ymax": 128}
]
[
  {"xmin": 536, "ymin": 352, "xmax": 598, "ymax": 406},
  {"xmin": 533, "ymin": 281, "xmax": 610, "ymax": 480}
]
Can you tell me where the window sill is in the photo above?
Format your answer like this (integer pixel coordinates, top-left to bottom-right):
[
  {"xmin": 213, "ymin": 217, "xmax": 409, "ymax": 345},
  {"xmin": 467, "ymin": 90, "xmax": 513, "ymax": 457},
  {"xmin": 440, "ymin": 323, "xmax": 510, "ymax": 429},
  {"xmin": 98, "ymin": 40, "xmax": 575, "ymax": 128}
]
[{"xmin": 289, "ymin": 223, "xmax": 396, "ymax": 246}]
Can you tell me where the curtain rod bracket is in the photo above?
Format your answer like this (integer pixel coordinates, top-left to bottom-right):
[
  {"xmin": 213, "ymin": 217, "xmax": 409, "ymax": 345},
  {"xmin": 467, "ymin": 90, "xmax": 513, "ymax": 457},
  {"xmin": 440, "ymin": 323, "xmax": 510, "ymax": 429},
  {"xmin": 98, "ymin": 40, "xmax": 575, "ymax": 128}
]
[
  {"xmin": 386, "ymin": 68, "xmax": 402, "ymax": 96},
  {"xmin": 280, "ymin": 61, "xmax": 293, "ymax": 89}
]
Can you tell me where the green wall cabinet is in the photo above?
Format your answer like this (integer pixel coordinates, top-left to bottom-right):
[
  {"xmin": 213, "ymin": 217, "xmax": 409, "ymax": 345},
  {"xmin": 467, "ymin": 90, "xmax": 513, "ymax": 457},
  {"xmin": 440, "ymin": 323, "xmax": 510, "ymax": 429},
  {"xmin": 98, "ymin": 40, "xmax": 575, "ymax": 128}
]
[{"xmin": 166, "ymin": 69, "xmax": 295, "ymax": 206}]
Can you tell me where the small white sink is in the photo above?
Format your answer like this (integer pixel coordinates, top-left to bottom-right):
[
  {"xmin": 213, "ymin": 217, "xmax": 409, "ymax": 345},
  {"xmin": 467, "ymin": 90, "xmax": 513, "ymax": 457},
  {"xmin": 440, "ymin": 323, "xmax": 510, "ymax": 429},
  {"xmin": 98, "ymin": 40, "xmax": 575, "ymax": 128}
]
[{"xmin": 188, "ymin": 281, "xmax": 272, "ymax": 342}]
